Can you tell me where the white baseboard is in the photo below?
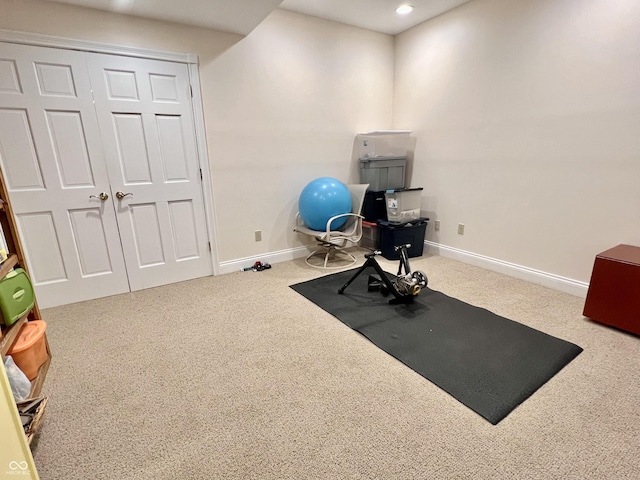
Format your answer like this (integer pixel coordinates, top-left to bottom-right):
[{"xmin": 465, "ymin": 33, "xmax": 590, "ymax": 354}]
[
  {"xmin": 218, "ymin": 246, "xmax": 310, "ymax": 274},
  {"xmin": 217, "ymin": 242, "xmax": 589, "ymax": 298},
  {"xmin": 424, "ymin": 241, "xmax": 589, "ymax": 298}
]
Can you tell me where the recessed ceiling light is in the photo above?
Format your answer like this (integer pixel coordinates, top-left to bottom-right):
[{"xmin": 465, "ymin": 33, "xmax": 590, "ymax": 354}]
[
  {"xmin": 113, "ymin": 0, "xmax": 135, "ymax": 11},
  {"xmin": 396, "ymin": 4, "xmax": 415, "ymax": 15}
]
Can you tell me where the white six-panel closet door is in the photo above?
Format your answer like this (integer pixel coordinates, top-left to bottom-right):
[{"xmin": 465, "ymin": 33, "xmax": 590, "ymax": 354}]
[
  {"xmin": 0, "ymin": 42, "xmax": 129, "ymax": 308},
  {"xmin": 85, "ymin": 53, "xmax": 211, "ymax": 292},
  {"xmin": 0, "ymin": 42, "xmax": 212, "ymax": 307}
]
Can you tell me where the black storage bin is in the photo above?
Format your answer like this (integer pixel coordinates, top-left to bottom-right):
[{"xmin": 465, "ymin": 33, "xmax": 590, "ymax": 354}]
[
  {"xmin": 362, "ymin": 190, "xmax": 387, "ymax": 222},
  {"xmin": 377, "ymin": 218, "xmax": 429, "ymax": 260}
]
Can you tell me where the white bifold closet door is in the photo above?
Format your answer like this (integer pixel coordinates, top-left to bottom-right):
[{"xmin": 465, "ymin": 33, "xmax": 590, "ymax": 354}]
[
  {"xmin": 0, "ymin": 42, "xmax": 129, "ymax": 307},
  {"xmin": 0, "ymin": 42, "xmax": 211, "ymax": 308},
  {"xmin": 86, "ymin": 53, "xmax": 211, "ymax": 292}
]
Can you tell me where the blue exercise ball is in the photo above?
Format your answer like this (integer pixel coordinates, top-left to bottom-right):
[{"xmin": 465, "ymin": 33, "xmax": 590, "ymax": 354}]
[{"xmin": 299, "ymin": 177, "xmax": 352, "ymax": 231}]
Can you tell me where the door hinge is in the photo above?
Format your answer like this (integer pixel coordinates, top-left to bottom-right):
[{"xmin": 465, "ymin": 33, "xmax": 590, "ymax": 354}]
[
  {"xmin": 199, "ymin": 168, "xmax": 203, "ymax": 180},
  {"xmin": 189, "ymin": 85, "xmax": 193, "ymax": 97},
  {"xmin": 208, "ymin": 241, "xmax": 211, "ymax": 251}
]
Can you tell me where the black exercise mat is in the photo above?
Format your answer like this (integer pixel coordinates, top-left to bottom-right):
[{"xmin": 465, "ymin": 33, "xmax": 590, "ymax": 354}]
[{"xmin": 290, "ymin": 268, "xmax": 583, "ymax": 424}]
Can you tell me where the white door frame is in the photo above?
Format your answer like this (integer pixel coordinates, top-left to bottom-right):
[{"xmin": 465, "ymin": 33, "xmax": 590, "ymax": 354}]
[{"xmin": 0, "ymin": 28, "xmax": 220, "ymax": 276}]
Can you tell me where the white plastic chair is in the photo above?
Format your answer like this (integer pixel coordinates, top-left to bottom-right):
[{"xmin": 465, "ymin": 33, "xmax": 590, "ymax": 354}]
[{"xmin": 294, "ymin": 183, "xmax": 369, "ymax": 268}]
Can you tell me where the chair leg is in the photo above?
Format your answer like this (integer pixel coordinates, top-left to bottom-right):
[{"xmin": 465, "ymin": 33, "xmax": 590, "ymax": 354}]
[{"xmin": 305, "ymin": 246, "xmax": 357, "ymax": 269}]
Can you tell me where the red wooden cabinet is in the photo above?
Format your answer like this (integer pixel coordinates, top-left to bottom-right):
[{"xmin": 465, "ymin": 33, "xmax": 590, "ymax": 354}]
[{"xmin": 583, "ymin": 244, "xmax": 640, "ymax": 336}]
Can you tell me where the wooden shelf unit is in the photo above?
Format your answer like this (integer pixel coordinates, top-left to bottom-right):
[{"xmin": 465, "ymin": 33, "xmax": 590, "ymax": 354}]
[
  {"xmin": 0, "ymin": 172, "xmax": 40, "ymax": 320},
  {"xmin": 0, "ymin": 168, "xmax": 50, "ymax": 439}
]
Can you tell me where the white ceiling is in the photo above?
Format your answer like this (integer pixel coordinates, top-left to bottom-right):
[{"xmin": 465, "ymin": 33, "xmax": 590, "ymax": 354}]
[
  {"xmin": 45, "ymin": 0, "xmax": 474, "ymax": 36},
  {"xmin": 44, "ymin": 0, "xmax": 284, "ymax": 35},
  {"xmin": 280, "ymin": 0, "xmax": 474, "ymax": 35}
]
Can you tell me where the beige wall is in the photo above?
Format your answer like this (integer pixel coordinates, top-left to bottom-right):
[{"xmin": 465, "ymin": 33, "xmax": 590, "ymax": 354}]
[
  {"xmin": 203, "ymin": 10, "xmax": 394, "ymax": 261},
  {"xmin": 4, "ymin": 0, "xmax": 636, "ymax": 284},
  {"xmin": 0, "ymin": 0, "xmax": 394, "ymax": 264},
  {"xmin": 394, "ymin": 0, "xmax": 640, "ymax": 283}
]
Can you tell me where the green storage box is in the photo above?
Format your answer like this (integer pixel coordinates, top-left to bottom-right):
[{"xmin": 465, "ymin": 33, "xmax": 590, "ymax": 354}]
[{"xmin": 0, "ymin": 268, "xmax": 35, "ymax": 326}]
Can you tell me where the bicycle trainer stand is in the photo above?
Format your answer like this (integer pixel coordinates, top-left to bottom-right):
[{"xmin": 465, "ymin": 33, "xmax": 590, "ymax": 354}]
[{"xmin": 337, "ymin": 244, "xmax": 428, "ymax": 304}]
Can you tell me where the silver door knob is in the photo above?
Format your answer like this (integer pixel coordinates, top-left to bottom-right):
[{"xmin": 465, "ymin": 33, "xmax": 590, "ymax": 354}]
[
  {"xmin": 89, "ymin": 192, "xmax": 109, "ymax": 201},
  {"xmin": 116, "ymin": 192, "xmax": 133, "ymax": 200}
]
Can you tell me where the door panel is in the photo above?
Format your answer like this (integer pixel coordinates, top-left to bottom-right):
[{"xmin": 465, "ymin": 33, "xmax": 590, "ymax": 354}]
[
  {"xmin": 0, "ymin": 42, "xmax": 129, "ymax": 307},
  {"xmin": 168, "ymin": 200, "xmax": 200, "ymax": 261},
  {"xmin": 0, "ymin": 109, "xmax": 45, "ymax": 189},
  {"xmin": 34, "ymin": 62, "xmax": 78, "ymax": 96},
  {"xmin": 157, "ymin": 115, "xmax": 189, "ymax": 181},
  {"xmin": 112, "ymin": 113, "xmax": 154, "ymax": 184},
  {"xmin": 149, "ymin": 73, "xmax": 180, "ymax": 102},
  {"xmin": 103, "ymin": 68, "xmax": 139, "ymax": 100},
  {"xmin": 87, "ymin": 53, "xmax": 211, "ymax": 291},
  {"xmin": 0, "ymin": 58, "xmax": 21, "ymax": 93},
  {"xmin": 45, "ymin": 110, "xmax": 96, "ymax": 187},
  {"xmin": 16, "ymin": 212, "xmax": 67, "ymax": 284},
  {"xmin": 68, "ymin": 208, "xmax": 116, "ymax": 277},
  {"xmin": 128, "ymin": 203, "xmax": 165, "ymax": 267}
]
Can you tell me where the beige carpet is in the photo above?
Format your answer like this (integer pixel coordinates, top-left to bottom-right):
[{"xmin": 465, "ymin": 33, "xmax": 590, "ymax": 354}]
[{"xmin": 31, "ymin": 252, "xmax": 640, "ymax": 479}]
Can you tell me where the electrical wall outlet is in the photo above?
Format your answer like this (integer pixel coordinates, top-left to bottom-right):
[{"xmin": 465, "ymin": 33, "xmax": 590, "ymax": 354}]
[
  {"xmin": 458, "ymin": 223, "xmax": 465, "ymax": 235},
  {"xmin": 434, "ymin": 220, "xmax": 440, "ymax": 231},
  {"xmin": 254, "ymin": 230, "xmax": 262, "ymax": 242}
]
